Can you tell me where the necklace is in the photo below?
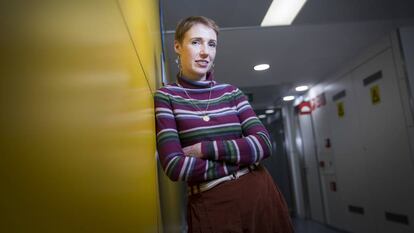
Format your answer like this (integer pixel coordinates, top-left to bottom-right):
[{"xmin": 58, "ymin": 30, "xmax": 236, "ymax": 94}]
[{"xmin": 178, "ymin": 82, "xmax": 213, "ymax": 122}]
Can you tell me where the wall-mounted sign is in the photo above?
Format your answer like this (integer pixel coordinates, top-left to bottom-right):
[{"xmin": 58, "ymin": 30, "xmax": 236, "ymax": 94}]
[
  {"xmin": 370, "ymin": 85, "xmax": 381, "ymax": 105},
  {"xmin": 297, "ymin": 101, "xmax": 312, "ymax": 115},
  {"xmin": 297, "ymin": 93, "xmax": 326, "ymax": 115},
  {"xmin": 337, "ymin": 102, "xmax": 345, "ymax": 118}
]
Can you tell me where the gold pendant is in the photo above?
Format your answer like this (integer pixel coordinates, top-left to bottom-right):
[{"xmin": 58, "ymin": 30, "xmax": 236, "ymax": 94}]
[{"xmin": 202, "ymin": 115, "xmax": 210, "ymax": 122}]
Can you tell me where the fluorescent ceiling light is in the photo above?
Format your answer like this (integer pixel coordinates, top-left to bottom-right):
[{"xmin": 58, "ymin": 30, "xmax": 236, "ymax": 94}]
[
  {"xmin": 254, "ymin": 64, "xmax": 270, "ymax": 71},
  {"xmin": 283, "ymin": 96, "xmax": 295, "ymax": 101},
  {"xmin": 261, "ymin": 0, "xmax": 307, "ymax": 26},
  {"xmin": 258, "ymin": 114, "xmax": 266, "ymax": 119},
  {"xmin": 295, "ymin": 85, "xmax": 309, "ymax": 91},
  {"xmin": 265, "ymin": 109, "xmax": 274, "ymax": 114}
]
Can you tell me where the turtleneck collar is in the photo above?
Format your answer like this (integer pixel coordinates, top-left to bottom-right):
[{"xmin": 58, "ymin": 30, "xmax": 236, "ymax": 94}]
[{"xmin": 177, "ymin": 72, "xmax": 216, "ymax": 89}]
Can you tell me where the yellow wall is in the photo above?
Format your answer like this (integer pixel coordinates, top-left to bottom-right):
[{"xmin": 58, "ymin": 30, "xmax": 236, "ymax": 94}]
[{"xmin": 0, "ymin": 1, "xmax": 164, "ymax": 232}]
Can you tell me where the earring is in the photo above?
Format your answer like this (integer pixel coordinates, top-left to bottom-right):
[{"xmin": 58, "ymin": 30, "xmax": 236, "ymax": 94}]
[
  {"xmin": 176, "ymin": 56, "xmax": 182, "ymax": 77},
  {"xmin": 175, "ymin": 56, "xmax": 179, "ymax": 66}
]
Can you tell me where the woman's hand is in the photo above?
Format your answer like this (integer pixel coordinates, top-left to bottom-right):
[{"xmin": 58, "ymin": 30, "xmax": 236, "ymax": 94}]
[{"xmin": 182, "ymin": 143, "xmax": 203, "ymax": 158}]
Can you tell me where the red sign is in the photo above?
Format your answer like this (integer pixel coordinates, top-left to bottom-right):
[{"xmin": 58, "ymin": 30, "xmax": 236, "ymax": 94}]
[
  {"xmin": 296, "ymin": 93, "xmax": 326, "ymax": 115},
  {"xmin": 298, "ymin": 101, "xmax": 312, "ymax": 115}
]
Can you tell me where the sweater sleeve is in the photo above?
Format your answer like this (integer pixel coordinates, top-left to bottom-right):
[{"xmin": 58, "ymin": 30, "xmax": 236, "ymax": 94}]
[
  {"xmin": 200, "ymin": 88, "xmax": 272, "ymax": 165},
  {"xmin": 154, "ymin": 89, "xmax": 239, "ymax": 182}
]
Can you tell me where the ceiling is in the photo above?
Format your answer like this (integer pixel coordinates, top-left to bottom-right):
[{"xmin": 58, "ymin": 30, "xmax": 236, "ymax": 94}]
[{"xmin": 160, "ymin": 0, "xmax": 414, "ymax": 109}]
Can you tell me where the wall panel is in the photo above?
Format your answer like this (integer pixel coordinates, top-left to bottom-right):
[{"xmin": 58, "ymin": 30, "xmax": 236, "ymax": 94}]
[
  {"xmin": 302, "ymin": 33, "xmax": 414, "ymax": 233},
  {"xmin": 118, "ymin": 0, "xmax": 163, "ymax": 92},
  {"xmin": 0, "ymin": 1, "xmax": 162, "ymax": 232}
]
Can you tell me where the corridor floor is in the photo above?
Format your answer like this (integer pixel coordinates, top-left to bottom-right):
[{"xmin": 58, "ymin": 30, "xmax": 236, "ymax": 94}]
[{"xmin": 293, "ymin": 218, "xmax": 347, "ymax": 233}]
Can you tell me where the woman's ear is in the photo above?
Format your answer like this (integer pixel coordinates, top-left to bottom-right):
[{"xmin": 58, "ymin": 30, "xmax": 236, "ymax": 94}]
[{"xmin": 174, "ymin": 40, "xmax": 181, "ymax": 55}]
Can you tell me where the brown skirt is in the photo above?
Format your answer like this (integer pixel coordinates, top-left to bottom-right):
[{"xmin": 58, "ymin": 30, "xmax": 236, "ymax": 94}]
[{"xmin": 187, "ymin": 165, "xmax": 294, "ymax": 233}]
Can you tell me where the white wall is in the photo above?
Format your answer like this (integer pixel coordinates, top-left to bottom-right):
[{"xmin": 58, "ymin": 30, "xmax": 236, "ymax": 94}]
[
  {"xmin": 297, "ymin": 113, "xmax": 326, "ymax": 223},
  {"xmin": 297, "ymin": 31, "xmax": 414, "ymax": 233},
  {"xmin": 282, "ymin": 105, "xmax": 306, "ymax": 218},
  {"xmin": 399, "ymin": 27, "xmax": 414, "ymax": 110},
  {"xmin": 398, "ymin": 27, "xmax": 414, "ymax": 167}
]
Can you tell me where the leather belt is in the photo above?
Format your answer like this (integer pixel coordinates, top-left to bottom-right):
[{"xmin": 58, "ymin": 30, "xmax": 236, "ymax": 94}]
[{"xmin": 188, "ymin": 163, "xmax": 259, "ymax": 195}]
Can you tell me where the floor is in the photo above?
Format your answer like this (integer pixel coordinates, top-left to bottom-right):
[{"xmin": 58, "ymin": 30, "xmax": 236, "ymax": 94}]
[{"xmin": 293, "ymin": 218, "xmax": 347, "ymax": 233}]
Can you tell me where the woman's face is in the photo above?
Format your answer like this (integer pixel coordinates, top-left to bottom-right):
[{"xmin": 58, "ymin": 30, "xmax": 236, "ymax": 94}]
[{"xmin": 174, "ymin": 23, "xmax": 217, "ymax": 81}]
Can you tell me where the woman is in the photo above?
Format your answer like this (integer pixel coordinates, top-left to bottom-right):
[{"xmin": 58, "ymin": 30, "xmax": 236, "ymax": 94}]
[{"xmin": 154, "ymin": 16, "xmax": 293, "ymax": 233}]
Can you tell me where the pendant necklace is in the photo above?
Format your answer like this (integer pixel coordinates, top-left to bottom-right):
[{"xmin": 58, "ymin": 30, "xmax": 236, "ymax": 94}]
[{"xmin": 178, "ymin": 82, "xmax": 213, "ymax": 122}]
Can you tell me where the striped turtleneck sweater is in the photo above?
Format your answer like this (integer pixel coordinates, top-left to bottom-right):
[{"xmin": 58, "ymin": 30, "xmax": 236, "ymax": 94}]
[{"xmin": 154, "ymin": 73, "xmax": 272, "ymax": 185}]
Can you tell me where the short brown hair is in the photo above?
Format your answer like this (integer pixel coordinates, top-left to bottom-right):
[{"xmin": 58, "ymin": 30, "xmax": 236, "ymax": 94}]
[{"xmin": 174, "ymin": 16, "xmax": 219, "ymax": 44}]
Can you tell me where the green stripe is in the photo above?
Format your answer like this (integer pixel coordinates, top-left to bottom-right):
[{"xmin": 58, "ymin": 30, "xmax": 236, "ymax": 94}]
[
  {"xmin": 157, "ymin": 132, "xmax": 179, "ymax": 144},
  {"xmin": 223, "ymin": 141, "xmax": 230, "ymax": 161},
  {"xmin": 258, "ymin": 132, "xmax": 272, "ymax": 151},
  {"xmin": 181, "ymin": 131, "xmax": 240, "ymax": 142},
  {"xmin": 233, "ymin": 90, "xmax": 245, "ymax": 100},
  {"xmin": 166, "ymin": 158, "xmax": 180, "ymax": 178},
  {"xmin": 206, "ymin": 142, "xmax": 215, "ymax": 159},
  {"xmin": 154, "ymin": 92, "xmax": 170, "ymax": 103},
  {"xmin": 243, "ymin": 118, "xmax": 262, "ymax": 129},
  {"xmin": 180, "ymin": 125, "xmax": 241, "ymax": 140},
  {"xmin": 227, "ymin": 140, "xmax": 237, "ymax": 162}
]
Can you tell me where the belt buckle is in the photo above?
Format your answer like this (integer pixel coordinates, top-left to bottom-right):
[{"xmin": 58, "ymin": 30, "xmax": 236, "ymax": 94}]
[{"xmin": 231, "ymin": 171, "xmax": 240, "ymax": 180}]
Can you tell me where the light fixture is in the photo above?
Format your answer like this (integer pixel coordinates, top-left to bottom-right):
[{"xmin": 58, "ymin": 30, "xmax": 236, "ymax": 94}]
[
  {"xmin": 258, "ymin": 114, "xmax": 266, "ymax": 119},
  {"xmin": 261, "ymin": 0, "xmax": 308, "ymax": 26},
  {"xmin": 295, "ymin": 85, "xmax": 309, "ymax": 92},
  {"xmin": 283, "ymin": 96, "xmax": 295, "ymax": 101},
  {"xmin": 254, "ymin": 64, "xmax": 270, "ymax": 71},
  {"xmin": 265, "ymin": 109, "xmax": 274, "ymax": 114}
]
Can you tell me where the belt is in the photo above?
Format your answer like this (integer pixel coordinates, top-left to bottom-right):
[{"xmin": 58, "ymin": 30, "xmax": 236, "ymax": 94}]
[{"xmin": 188, "ymin": 163, "xmax": 259, "ymax": 195}]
